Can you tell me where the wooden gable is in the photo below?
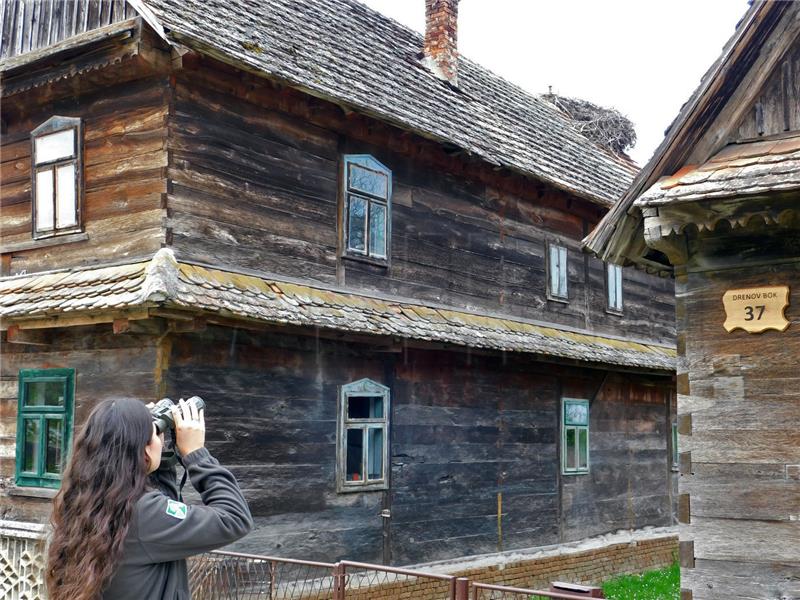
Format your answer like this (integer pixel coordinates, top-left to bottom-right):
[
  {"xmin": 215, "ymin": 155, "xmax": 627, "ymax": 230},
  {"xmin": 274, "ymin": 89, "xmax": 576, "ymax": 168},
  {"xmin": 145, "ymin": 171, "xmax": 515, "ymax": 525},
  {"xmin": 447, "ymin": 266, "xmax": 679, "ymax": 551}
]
[
  {"xmin": 585, "ymin": 0, "xmax": 800, "ymax": 269},
  {"xmin": 733, "ymin": 36, "xmax": 800, "ymax": 141}
]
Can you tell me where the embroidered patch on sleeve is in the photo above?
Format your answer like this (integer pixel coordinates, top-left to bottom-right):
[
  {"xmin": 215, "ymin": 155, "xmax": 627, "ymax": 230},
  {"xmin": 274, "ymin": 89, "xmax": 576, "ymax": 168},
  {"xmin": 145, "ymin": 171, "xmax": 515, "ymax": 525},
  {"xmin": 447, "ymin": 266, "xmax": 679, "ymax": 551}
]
[{"xmin": 166, "ymin": 499, "xmax": 188, "ymax": 520}]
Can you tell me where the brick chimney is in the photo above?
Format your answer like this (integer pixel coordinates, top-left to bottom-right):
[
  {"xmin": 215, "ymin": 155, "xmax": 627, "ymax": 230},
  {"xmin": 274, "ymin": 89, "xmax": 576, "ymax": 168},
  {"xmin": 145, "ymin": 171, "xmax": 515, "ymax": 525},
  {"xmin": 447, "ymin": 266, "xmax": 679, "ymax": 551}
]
[{"xmin": 423, "ymin": 0, "xmax": 459, "ymax": 85}]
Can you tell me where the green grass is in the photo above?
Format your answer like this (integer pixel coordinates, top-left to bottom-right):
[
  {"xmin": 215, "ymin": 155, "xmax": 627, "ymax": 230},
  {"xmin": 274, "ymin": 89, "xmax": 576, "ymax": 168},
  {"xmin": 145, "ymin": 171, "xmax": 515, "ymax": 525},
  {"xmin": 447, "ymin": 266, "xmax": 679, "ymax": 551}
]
[{"xmin": 601, "ymin": 562, "xmax": 680, "ymax": 599}]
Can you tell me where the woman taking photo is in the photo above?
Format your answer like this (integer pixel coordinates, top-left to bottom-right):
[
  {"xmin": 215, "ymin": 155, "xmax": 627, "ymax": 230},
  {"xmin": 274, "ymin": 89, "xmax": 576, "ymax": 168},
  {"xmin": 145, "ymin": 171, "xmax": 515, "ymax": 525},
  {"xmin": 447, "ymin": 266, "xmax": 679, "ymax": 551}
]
[{"xmin": 46, "ymin": 397, "xmax": 252, "ymax": 600}]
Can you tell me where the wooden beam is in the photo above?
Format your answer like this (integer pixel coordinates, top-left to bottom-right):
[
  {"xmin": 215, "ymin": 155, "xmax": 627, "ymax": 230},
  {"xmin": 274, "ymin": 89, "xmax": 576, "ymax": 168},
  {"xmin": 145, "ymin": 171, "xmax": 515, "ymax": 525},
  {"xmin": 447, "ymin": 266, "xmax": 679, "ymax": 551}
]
[
  {"xmin": 6, "ymin": 325, "xmax": 51, "ymax": 346},
  {"xmin": 1, "ymin": 308, "xmax": 151, "ymax": 331}
]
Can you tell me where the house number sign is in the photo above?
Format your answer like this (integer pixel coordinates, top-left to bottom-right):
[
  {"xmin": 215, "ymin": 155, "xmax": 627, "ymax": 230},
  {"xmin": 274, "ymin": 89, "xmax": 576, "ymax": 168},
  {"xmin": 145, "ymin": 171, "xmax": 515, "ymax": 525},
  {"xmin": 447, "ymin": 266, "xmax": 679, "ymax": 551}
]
[{"xmin": 722, "ymin": 286, "xmax": 790, "ymax": 333}]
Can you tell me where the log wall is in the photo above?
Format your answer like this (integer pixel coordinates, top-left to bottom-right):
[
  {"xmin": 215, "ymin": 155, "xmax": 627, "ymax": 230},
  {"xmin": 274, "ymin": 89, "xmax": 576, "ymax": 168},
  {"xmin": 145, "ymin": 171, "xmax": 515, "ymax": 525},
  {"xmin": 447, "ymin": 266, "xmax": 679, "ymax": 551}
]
[
  {"xmin": 166, "ymin": 60, "xmax": 675, "ymax": 345},
  {"xmin": 1, "ymin": 76, "xmax": 168, "ymax": 276},
  {"xmin": 678, "ymin": 226, "xmax": 800, "ymax": 599},
  {"xmin": 165, "ymin": 326, "xmax": 673, "ymax": 565},
  {"xmin": 0, "ymin": 324, "xmax": 161, "ymax": 523}
]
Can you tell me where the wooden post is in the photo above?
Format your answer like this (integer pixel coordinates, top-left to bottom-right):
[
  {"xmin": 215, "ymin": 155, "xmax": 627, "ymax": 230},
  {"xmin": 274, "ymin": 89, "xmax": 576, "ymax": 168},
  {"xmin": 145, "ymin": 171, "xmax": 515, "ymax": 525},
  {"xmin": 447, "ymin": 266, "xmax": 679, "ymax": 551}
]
[{"xmin": 332, "ymin": 563, "xmax": 346, "ymax": 600}]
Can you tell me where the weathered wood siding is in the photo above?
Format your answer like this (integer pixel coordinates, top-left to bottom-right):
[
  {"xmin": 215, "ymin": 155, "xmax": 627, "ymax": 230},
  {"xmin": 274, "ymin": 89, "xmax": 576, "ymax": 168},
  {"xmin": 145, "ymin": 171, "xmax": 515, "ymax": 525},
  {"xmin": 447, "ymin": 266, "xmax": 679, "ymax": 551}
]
[
  {"xmin": 165, "ymin": 326, "xmax": 672, "ymax": 565},
  {"xmin": 678, "ymin": 228, "xmax": 800, "ymax": 599},
  {"xmin": 0, "ymin": 0, "xmax": 136, "ymax": 59},
  {"xmin": 734, "ymin": 37, "xmax": 800, "ymax": 140},
  {"xmin": 560, "ymin": 375, "xmax": 673, "ymax": 542},
  {"xmin": 167, "ymin": 61, "xmax": 674, "ymax": 345},
  {"xmin": 0, "ymin": 324, "xmax": 160, "ymax": 522},
  {"xmin": 1, "ymin": 76, "xmax": 168, "ymax": 275}
]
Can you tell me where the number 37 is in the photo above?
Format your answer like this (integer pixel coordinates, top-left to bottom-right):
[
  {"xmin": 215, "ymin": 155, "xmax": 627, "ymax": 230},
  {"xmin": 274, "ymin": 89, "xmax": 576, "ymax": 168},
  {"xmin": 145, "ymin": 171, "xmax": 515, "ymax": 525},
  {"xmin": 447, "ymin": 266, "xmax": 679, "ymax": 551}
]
[{"xmin": 744, "ymin": 305, "xmax": 765, "ymax": 321}]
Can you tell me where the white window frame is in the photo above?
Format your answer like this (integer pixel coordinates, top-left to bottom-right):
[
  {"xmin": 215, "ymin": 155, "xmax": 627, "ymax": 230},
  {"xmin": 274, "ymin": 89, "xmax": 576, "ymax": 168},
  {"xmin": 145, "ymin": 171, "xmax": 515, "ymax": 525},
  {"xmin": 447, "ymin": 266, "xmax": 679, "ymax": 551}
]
[
  {"xmin": 562, "ymin": 398, "xmax": 590, "ymax": 475},
  {"xmin": 606, "ymin": 262, "xmax": 623, "ymax": 313},
  {"xmin": 342, "ymin": 155, "xmax": 392, "ymax": 263},
  {"xmin": 547, "ymin": 242, "xmax": 568, "ymax": 301},
  {"xmin": 337, "ymin": 378, "xmax": 390, "ymax": 492},
  {"xmin": 30, "ymin": 116, "xmax": 83, "ymax": 239}
]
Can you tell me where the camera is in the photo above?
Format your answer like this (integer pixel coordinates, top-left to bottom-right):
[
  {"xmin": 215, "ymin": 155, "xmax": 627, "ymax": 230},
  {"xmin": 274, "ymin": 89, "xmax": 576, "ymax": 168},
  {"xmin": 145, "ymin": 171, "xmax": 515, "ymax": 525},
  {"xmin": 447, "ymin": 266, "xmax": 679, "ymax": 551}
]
[{"xmin": 150, "ymin": 396, "xmax": 206, "ymax": 434}]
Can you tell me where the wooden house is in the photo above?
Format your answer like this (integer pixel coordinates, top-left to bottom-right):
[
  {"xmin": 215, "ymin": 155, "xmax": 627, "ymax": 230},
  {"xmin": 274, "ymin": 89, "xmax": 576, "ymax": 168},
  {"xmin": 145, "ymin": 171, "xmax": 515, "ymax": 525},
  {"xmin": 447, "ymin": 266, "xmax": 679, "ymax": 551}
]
[
  {"xmin": 585, "ymin": 1, "xmax": 800, "ymax": 597},
  {"xmin": 1, "ymin": 0, "xmax": 676, "ymax": 568}
]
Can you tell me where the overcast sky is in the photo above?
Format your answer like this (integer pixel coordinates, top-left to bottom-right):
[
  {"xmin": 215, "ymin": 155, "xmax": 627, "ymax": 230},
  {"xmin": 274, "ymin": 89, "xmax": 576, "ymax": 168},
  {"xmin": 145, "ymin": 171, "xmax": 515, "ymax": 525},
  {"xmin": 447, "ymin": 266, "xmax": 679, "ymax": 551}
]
[{"xmin": 360, "ymin": 0, "xmax": 750, "ymax": 166}]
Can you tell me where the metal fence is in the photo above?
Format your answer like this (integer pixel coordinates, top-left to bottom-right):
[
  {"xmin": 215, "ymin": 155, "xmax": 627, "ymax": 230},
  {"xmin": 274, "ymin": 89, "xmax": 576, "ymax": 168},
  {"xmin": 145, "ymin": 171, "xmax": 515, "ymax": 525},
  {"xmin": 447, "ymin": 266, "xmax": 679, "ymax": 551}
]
[
  {"xmin": 471, "ymin": 582, "xmax": 604, "ymax": 600},
  {"xmin": 188, "ymin": 551, "xmax": 605, "ymax": 600}
]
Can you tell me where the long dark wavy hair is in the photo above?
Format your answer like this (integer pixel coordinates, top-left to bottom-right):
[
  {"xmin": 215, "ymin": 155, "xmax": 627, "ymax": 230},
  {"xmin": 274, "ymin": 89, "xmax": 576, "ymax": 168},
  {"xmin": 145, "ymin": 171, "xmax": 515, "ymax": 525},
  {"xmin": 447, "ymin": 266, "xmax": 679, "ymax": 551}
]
[{"xmin": 46, "ymin": 398, "xmax": 154, "ymax": 600}]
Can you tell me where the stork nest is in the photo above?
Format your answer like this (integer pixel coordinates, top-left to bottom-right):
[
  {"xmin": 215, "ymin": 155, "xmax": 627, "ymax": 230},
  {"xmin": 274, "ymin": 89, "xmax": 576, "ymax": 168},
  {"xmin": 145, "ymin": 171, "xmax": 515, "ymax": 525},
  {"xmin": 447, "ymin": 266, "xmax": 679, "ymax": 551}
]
[{"xmin": 543, "ymin": 93, "xmax": 637, "ymax": 156}]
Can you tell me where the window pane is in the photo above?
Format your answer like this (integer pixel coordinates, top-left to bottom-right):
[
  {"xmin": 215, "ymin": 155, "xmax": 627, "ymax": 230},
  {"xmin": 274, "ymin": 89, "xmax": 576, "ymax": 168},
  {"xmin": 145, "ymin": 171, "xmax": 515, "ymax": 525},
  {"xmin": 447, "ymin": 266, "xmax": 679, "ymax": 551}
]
[
  {"xmin": 346, "ymin": 428, "xmax": 364, "ymax": 481},
  {"xmin": 36, "ymin": 169, "xmax": 55, "ymax": 231},
  {"xmin": 565, "ymin": 428, "xmax": 576, "ymax": 470},
  {"xmin": 549, "ymin": 245, "xmax": 559, "ymax": 296},
  {"xmin": 564, "ymin": 401, "xmax": 588, "ymax": 426},
  {"xmin": 578, "ymin": 428, "xmax": 588, "ymax": 469},
  {"xmin": 23, "ymin": 419, "xmax": 40, "ymax": 473},
  {"xmin": 56, "ymin": 163, "xmax": 77, "ymax": 228},
  {"xmin": 607, "ymin": 264, "xmax": 617, "ymax": 307},
  {"xmin": 45, "ymin": 419, "xmax": 63, "ymax": 475},
  {"xmin": 368, "ymin": 202, "xmax": 387, "ymax": 258},
  {"xmin": 558, "ymin": 247, "xmax": 567, "ymax": 296},
  {"xmin": 349, "ymin": 163, "xmax": 388, "ymax": 198},
  {"xmin": 24, "ymin": 380, "xmax": 65, "ymax": 407},
  {"xmin": 348, "ymin": 395, "xmax": 383, "ymax": 419},
  {"xmin": 672, "ymin": 424, "xmax": 679, "ymax": 465},
  {"xmin": 348, "ymin": 195, "xmax": 367, "ymax": 252},
  {"xmin": 35, "ymin": 129, "xmax": 75, "ymax": 164},
  {"xmin": 615, "ymin": 265, "xmax": 623, "ymax": 308},
  {"xmin": 367, "ymin": 427, "xmax": 384, "ymax": 480}
]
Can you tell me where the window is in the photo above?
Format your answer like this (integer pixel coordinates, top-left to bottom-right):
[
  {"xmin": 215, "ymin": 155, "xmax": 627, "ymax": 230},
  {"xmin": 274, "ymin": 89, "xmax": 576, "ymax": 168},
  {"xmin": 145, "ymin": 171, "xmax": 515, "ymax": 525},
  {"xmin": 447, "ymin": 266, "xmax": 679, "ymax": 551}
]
[
  {"xmin": 343, "ymin": 155, "xmax": 391, "ymax": 261},
  {"xmin": 672, "ymin": 421, "xmax": 679, "ymax": 470},
  {"xmin": 562, "ymin": 399, "xmax": 589, "ymax": 474},
  {"xmin": 548, "ymin": 243, "xmax": 568, "ymax": 300},
  {"xmin": 606, "ymin": 263, "xmax": 623, "ymax": 312},
  {"xmin": 31, "ymin": 116, "xmax": 82, "ymax": 239},
  {"xmin": 16, "ymin": 369, "xmax": 75, "ymax": 488},
  {"xmin": 338, "ymin": 378, "xmax": 390, "ymax": 491}
]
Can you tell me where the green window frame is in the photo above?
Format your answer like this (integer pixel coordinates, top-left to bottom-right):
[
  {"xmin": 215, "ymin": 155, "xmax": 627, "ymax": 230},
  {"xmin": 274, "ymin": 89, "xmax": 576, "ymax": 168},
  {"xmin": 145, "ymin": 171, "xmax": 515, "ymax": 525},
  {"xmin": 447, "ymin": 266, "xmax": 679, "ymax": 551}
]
[
  {"xmin": 562, "ymin": 398, "xmax": 589, "ymax": 475},
  {"xmin": 671, "ymin": 421, "xmax": 679, "ymax": 471},
  {"xmin": 16, "ymin": 369, "xmax": 75, "ymax": 488}
]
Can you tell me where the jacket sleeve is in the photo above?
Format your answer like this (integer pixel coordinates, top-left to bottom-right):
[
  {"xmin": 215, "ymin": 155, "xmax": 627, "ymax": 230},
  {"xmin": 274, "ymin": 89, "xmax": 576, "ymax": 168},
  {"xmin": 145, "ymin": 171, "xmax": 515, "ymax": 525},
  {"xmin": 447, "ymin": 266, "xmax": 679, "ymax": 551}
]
[{"xmin": 134, "ymin": 448, "xmax": 253, "ymax": 564}]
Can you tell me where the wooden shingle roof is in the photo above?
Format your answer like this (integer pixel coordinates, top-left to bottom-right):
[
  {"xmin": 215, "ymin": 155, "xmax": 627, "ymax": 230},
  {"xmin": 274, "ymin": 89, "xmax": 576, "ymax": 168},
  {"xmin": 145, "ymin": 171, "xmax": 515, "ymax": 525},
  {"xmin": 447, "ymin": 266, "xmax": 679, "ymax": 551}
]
[
  {"xmin": 137, "ymin": 0, "xmax": 636, "ymax": 206},
  {"xmin": 637, "ymin": 134, "xmax": 800, "ymax": 206},
  {"xmin": 0, "ymin": 250, "xmax": 675, "ymax": 371}
]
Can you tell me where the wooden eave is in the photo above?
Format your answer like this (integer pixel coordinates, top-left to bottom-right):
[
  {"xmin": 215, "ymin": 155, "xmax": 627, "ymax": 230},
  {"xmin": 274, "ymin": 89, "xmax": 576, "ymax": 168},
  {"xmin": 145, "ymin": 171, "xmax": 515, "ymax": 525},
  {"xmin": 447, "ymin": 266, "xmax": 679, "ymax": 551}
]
[
  {"xmin": 583, "ymin": 0, "xmax": 796, "ymax": 271},
  {"xmin": 0, "ymin": 250, "xmax": 676, "ymax": 372},
  {"xmin": 0, "ymin": 17, "xmax": 151, "ymax": 96}
]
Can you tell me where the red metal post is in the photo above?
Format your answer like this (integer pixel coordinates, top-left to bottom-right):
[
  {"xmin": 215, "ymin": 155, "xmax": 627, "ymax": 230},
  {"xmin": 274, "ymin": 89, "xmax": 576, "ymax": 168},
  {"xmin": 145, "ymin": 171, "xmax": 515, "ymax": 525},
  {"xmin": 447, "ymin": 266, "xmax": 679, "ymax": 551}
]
[{"xmin": 454, "ymin": 577, "xmax": 470, "ymax": 600}]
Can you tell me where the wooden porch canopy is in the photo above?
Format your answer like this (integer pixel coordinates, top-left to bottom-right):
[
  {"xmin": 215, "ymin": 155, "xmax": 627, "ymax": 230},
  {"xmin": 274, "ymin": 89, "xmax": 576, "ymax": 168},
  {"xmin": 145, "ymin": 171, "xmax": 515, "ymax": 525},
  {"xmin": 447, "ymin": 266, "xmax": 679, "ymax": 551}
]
[
  {"xmin": 0, "ymin": 249, "xmax": 675, "ymax": 371},
  {"xmin": 637, "ymin": 133, "xmax": 800, "ymax": 245}
]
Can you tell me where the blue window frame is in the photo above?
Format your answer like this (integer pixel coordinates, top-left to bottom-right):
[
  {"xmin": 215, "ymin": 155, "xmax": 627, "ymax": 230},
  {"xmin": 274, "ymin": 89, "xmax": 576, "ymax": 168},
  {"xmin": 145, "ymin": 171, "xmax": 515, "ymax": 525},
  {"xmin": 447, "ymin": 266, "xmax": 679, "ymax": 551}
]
[
  {"xmin": 343, "ymin": 155, "xmax": 391, "ymax": 261},
  {"xmin": 16, "ymin": 369, "xmax": 75, "ymax": 488},
  {"xmin": 337, "ymin": 378, "xmax": 390, "ymax": 492}
]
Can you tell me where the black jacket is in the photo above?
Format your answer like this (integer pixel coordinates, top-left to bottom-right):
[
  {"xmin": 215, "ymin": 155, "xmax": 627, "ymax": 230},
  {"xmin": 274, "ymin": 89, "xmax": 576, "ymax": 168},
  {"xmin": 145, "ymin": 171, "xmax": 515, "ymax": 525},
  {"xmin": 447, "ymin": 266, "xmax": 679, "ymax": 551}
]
[{"xmin": 102, "ymin": 447, "xmax": 253, "ymax": 599}]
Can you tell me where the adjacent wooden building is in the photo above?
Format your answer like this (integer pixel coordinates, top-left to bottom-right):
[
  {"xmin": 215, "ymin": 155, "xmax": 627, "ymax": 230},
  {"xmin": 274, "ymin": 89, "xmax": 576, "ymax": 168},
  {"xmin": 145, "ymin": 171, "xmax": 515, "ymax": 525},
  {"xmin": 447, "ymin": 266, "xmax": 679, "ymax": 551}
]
[
  {"xmin": 1, "ymin": 0, "xmax": 676, "ymax": 568},
  {"xmin": 586, "ymin": 1, "xmax": 800, "ymax": 597}
]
